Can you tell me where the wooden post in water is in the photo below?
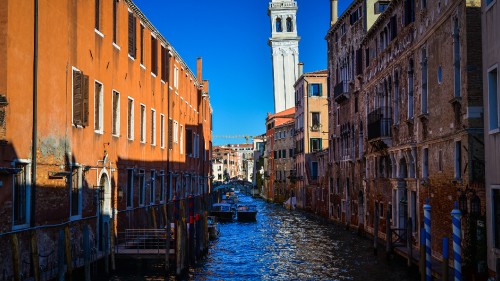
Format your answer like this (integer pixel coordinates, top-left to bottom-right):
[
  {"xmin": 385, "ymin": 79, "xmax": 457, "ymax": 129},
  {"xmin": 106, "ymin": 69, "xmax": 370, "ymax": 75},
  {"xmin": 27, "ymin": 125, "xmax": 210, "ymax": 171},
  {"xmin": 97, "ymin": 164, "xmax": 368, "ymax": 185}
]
[
  {"xmin": 58, "ymin": 229, "xmax": 65, "ymax": 281},
  {"xmin": 386, "ymin": 209, "xmax": 392, "ymax": 259},
  {"xmin": 83, "ymin": 224, "xmax": 91, "ymax": 281},
  {"xmin": 110, "ymin": 218, "xmax": 116, "ymax": 271},
  {"xmin": 374, "ymin": 206, "xmax": 379, "ymax": 256},
  {"xmin": 10, "ymin": 234, "xmax": 21, "ymax": 281},
  {"xmin": 420, "ymin": 227, "xmax": 426, "ymax": 281},
  {"xmin": 165, "ymin": 203, "xmax": 171, "ymax": 274},
  {"xmin": 30, "ymin": 230, "xmax": 40, "ymax": 281},
  {"xmin": 441, "ymin": 237, "xmax": 449, "ymax": 281},
  {"xmin": 64, "ymin": 226, "xmax": 73, "ymax": 281},
  {"xmin": 407, "ymin": 217, "xmax": 413, "ymax": 268},
  {"xmin": 152, "ymin": 207, "xmax": 157, "ymax": 229},
  {"xmin": 204, "ymin": 211, "xmax": 209, "ymax": 253}
]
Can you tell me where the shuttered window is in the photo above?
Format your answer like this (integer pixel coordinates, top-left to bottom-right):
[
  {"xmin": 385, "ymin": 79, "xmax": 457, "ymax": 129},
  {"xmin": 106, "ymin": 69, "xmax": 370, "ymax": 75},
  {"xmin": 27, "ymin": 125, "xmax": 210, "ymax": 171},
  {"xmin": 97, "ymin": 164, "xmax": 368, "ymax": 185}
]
[
  {"xmin": 161, "ymin": 46, "xmax": 168, "ymax": 82},
  {"xmin": 186, "ymin": 129, "xmax": 193, "ymax": 156},
  {"xmin": 160, "ymin": 114, "xmax": 165, "ymax": 148},
  {"xmin": 72, "ymin": 69, "xmax": 89, "ymax": 127},
  {"xmin": 112, "ymin": 0, "xmax": 118, "ymax": 43},
  {"xmin": 151, "ymin": 36, "xmax": 158, "ymax": 76},
  {"xmin": 95, "ymin": 0, "xmax": 100, "ymax": 31},
  {"xmin": 128, "ymin": 12, "xmax": 136, "ymax": 58},
  {"xmin": 112, "ymin": 91, "xmax": 120, "ymax": 136},
  {"xmin": 94, "ymin": 81, "xmax": 103, "ymax": 133},
  {"xmin": 168, "ymin": 118, "xmax": 173, "ymax": 148},
  {"xmin": 140, "ymin": 104, "xmax": 146, "ymax": 143},
  {"xmin": 151, "ymin": 109, "xmax": 156, "ymax": 145},
  {"xmin": 140, "ymin": 24, "xmax": 145, "ymax": 65}
]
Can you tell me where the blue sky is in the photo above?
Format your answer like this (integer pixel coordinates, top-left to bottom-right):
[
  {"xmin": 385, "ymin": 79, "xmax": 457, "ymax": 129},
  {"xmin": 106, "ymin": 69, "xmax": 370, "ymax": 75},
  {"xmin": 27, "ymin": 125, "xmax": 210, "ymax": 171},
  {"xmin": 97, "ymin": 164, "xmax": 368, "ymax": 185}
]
[{"xmin": 134, "ymin": 0, "xmax": 349, "ymax": 145}]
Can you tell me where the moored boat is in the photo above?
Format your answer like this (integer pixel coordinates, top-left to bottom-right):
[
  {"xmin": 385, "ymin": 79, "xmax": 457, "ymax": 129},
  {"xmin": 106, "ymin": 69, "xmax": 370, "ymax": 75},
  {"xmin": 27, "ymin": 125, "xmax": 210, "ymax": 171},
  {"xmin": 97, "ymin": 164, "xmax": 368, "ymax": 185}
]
[
  {"xmin": 237, "ymin": 204, "xmax": 257, "ymax": 221},
  {"xmin": 210, "ymin": 203, "xmax": 235, "ymax": 221}
]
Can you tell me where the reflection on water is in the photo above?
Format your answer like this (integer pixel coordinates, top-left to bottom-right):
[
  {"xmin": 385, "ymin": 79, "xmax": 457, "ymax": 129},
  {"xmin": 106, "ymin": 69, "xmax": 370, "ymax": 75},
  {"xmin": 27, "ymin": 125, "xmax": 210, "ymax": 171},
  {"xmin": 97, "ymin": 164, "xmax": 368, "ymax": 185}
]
[{"xmin": 110, "ymin": 194, "xmax": 418, "ymax": 281}]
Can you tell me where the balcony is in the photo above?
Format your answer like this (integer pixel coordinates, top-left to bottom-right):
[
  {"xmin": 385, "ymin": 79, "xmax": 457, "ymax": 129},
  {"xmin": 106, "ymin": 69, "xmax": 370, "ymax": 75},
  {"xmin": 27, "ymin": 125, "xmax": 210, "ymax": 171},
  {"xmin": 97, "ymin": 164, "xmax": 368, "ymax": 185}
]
[
  {"xmin": 333, "ymin": 81, "xmax": 349, "ymax": 102},
  {"xmin": 367, "ymin": 107, "xmax": 392, "ymax": 141}
]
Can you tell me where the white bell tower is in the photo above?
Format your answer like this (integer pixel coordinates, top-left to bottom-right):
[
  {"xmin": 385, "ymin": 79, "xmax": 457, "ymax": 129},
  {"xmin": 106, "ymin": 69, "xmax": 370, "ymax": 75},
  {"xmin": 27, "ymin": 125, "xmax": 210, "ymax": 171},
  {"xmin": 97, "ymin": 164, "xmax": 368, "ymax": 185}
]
[{"xmin": 268, "ymin": 0, "xmax": 300, "ymax": 113}]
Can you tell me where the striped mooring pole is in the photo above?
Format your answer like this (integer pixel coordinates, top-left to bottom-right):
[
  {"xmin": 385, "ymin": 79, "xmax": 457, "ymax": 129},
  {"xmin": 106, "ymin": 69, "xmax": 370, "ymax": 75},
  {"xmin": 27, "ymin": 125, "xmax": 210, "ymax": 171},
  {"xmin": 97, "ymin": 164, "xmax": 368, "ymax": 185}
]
[
  {"xmin": 424, "ymin": 199, "xmax": 432, "ymax": 281},
  {"xmin": 451, "ymin": 202, "xmax": 462, "ymax": 281}
]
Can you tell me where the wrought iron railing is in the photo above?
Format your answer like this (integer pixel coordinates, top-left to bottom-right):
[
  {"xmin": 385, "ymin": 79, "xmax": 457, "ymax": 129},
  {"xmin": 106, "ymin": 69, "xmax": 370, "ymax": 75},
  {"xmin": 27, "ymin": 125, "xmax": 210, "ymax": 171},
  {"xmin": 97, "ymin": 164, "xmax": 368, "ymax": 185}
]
[
  {"xmin": 367, "ymin": 107, "xmax": 392, "ymax": 140},
  {"xmin": 333, "ymin": 81, "xmax": 348, "ymax": 99}
]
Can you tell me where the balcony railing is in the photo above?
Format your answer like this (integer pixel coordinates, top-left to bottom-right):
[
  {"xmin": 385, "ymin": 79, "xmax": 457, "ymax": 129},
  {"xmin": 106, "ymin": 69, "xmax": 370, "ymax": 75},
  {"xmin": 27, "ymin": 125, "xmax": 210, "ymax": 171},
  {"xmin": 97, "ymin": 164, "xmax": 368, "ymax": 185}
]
[
  {"xmin": 367, "ymin": 107, "xmax": 392, "ymax": 140},
  {"xmin": 333, "ymin": 81, "xmax": 349, "ymax": 101}
]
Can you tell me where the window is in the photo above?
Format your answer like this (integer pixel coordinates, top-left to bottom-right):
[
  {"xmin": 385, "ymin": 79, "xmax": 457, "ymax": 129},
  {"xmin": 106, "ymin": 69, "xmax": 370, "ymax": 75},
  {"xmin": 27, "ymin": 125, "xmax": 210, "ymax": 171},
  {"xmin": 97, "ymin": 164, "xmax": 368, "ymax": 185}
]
[
  {"xmin": 95, "ymin": 0, "xmax": 100, "ymax": 31},
  {"xmin": 375, "ymin": 1, "xmax": 390, "ymax": 14},
  {"xmin": 310, "ymin": 138, "xmax": 322, "ymax": 152},
  {"xmin": 112, "ymin": 90, "xmax": 120, "ymax": 136},
  {"xmin": 422, "ymin": 147, "xmax": 429, "ymax": 178},
  {"xmin": 421, "ymin": 48, "xmax": 428, "ymax": 114},
  {"xmin": 488, "ymin": 67, "xmax": 499, "ymax": 131},
  {"xmin": 150, "ymin": 170, "xmax": 156, "ymax": 204},
  {"xmin": 69, "ymin": 166, "xmax": 82, "ymax": 218},
  {"xmin": 140, "ymin": 104, "xmax": 146, "ymax": 143},
  {"xmin": 174, "ymin": 66, "xmax": 179, "ymax": 88},
  {"xmin": 310, "ymin": 83, "xmax": 322, "ymax": 97},
  {"xmin": 454, "ymin": 141, "xmax": 462, "ymax": 179},
  {"xmin": 453, "ymin": 17, "xmax": 461, "ymax": 97},
  {"xmin": 438, "ymin": 66, "xmax": 443, "ymax": 84},
  {"xmin": 493, "ymin": 187, "xmax": 500, "ymax": 248},
  {"xmin": 160, "ymin": 114, "xmax": 165, "ymax": 148},
  {"xmin": 173, "ymin": 120, "xmax": 179, "ymax": 143},
  {"xmin": 150, "ymin": 109, "xmax": 156, "ymax": 145},
  {"xmin": 404, "ymin": 0, "xmax": 415, "ymax": 25},
  {"xmin": 13, "ymin": 163, "xmax": 29, "ymax": 228},
  {"xmin": 127, "ymin": 97, "xmax": 134, "ymax": 140},
  {"xmin": 128, "ymin": 11, "xmax": 136, "ymax": 58},
  {"xmin": 151, "ymin": 35, "xmax": 158, "ymax": 76},
  {"xmin": 408, "ymin": 59, "xmax": 414, "ymax": 119},
  {"xmin": 438, "ymin": 150, "xmax": 443, "ymax": 172},
  {"xmin": 139, "ymin": 170, "xmax": 145, "ymax": 206},
  {"xmin": 274, "ymin": 151, "xmax": 278, "ymax": 159},
  {"xmin": 283, "ymin": 149, "xmax": 287, "ymax": 158},
  {"xmin": 311, "ymin": 161, "xmax": 318, "ymax": 180},
  {"xmin": 159, "ymin": 171, "xmax": 165, "ymax": 203},
  {"xmin": 276, "ymin": 18, "xmax": 282, "ymax": 32},
  {"xmin": 186, "ymin": 129, "xmax": 193, "ymax": 156},
  {"xmin": 72, "ymin": 68, "xmax": 89, "ymax": 127},
  {"xmin": 94, "ymin": 81, "xmax": 103, "ymax": 133},
  {"xmin": 180, "ymin": 125, "xmax": 184, "ymax": 154},
  {"xmin": 126, "ymin": 169, "xmax": 134, "ymax": 208},
  {"xmin": 350, "ymin": 7, "xmax": 362, "ymax": 24},
  {"xmin": 161, "ymin": 45, "xmax": 168, "ymax": 82},
  {"xmin": 140, "ymin": 24, "xmax": 145, "ymax": 65},
  {"xmin": 487, "ymin": 0, "xmax": 495, "ymax": 5},
  {"xmin": 112, "ymin": 0, "xmax": 118, "ymax": 44},
  {"xmin": 312, "ymin": 112, "xmax": 320, "ymax": 130},
  {"xmin": 286, "ymin": 17, "xmax": 293, "ymax": 32},
  {"xmin": 421, "ymin": 0, "xmax": 427, "ymax": 9}
]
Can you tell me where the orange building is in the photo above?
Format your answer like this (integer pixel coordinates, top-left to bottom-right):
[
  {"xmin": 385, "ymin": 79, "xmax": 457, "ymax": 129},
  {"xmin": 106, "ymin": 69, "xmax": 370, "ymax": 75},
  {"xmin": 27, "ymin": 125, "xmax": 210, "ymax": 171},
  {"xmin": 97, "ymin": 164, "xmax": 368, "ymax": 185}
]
[{"xmin": 0, "ymin": 0, "xmax": 212, "ymax": 278}]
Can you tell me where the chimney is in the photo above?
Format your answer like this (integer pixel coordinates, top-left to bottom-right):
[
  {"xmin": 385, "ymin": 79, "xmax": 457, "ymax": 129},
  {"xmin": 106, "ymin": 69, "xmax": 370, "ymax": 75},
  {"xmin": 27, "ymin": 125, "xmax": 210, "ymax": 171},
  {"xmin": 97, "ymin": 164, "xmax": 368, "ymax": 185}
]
[
  {"xmin": 298, "ymin": 62, "xmax": 304, "ymax": 77},
  {"xmin": 330, "ymin": 0, "xmax": 338, "ymax": 26},
  {"xmin": 196, "ymin": 57, "xmax": 202, "ymax": 84}
]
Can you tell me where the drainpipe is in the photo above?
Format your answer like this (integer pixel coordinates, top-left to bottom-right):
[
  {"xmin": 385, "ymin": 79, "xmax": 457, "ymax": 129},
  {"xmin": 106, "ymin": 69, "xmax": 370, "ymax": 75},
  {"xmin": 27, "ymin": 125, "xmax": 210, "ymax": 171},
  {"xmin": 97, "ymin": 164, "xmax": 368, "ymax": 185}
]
[{"xmin": 31, "ymin": 0, "xmax": 38, "ymax": 227}]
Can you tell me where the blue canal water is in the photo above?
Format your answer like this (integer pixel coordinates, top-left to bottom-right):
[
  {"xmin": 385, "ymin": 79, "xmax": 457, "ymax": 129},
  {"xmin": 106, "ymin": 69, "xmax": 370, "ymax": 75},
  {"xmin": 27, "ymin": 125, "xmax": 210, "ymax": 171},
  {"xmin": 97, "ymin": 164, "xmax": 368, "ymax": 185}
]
[{"xmin": 110, "ymin": 194, "xmax": 419, "ymax": 281}]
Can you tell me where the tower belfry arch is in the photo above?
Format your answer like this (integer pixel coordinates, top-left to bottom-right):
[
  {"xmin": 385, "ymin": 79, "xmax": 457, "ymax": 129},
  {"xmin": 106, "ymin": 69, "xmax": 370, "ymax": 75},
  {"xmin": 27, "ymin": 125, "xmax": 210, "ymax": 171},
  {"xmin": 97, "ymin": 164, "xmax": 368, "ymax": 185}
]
[{"xmin": 268, "ymin": 0, "xmax": 300, "ymax": 113}]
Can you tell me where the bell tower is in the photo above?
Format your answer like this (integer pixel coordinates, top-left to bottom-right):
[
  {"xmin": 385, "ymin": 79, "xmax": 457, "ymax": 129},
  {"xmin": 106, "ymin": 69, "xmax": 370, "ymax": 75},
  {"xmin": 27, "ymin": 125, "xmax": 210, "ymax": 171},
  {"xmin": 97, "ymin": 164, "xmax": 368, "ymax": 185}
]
[{"xmin": 268, "ymin": 0, "xmax": 300, "ymax": 113}]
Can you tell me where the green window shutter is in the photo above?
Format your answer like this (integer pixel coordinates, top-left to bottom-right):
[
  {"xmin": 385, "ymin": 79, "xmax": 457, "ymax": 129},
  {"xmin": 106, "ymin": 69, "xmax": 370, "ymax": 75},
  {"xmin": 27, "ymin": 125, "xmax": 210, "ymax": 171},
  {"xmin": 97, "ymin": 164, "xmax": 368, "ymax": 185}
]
[
  {"xmin": 308, "ymin": 84, "xmax": 312, "ymax": 97},
  {"xmin": 319, "ymin": 84, "xmax": 323, "ymax": 96}
]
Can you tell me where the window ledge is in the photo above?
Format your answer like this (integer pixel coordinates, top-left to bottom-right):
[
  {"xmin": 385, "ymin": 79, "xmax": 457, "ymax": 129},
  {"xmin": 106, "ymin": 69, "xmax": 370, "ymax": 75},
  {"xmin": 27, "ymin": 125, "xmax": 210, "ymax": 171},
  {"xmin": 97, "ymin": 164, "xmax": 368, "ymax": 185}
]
[
  {"xmin": 161, "ymin": 80, "xmax": 166, "ymax": 85},
  {"xmin": 112, "ymin": 134, "xmax": 120, "ymax": 138},
  {"xmin": 175, "ymin": 91, "xmax": 179, "ymax": 96},
  {"xmin": 128, "ymin": 138, "xmax": 134, "ymax": 141},
  {"xmin": 489, "ymin": 128, "xmax": 500, "ymax": 135},
  {"xmin": 112, "ymin": 43, "xmax": 121, "ymax": 51},
  {"xmin": 151, "ymin": 72, "xmax": 157, "ymax": 78},
  {"xmin": 95, "ymin": 130, "xmax": 103, "ymax": 135},
  {"xmin": 449, "ymin": 96, "xmax": 462, "ymax": 105},
  {"xmin": 94, "ymin": 29, "xmax": 104, "ymax": 38},
  {"xmin": 140, "ymin": 64, "xmax": 146, "ymax": 70},
  {"xmin": 12, "ymin": 224, "xmax": 30, "ymax": 231},
  {"xmin": 128, "ymin": 54, "xmax": 135, "ymax": 61},
  {"xmin": 70, "ymin": 215, "xmax": 82, "ymax": 221}
]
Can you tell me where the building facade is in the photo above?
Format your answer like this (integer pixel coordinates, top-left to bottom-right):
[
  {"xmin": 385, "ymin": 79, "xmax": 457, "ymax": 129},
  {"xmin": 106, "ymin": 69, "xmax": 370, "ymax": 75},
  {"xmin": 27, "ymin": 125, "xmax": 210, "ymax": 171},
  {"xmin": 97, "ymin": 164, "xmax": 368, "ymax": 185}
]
[
  {"xmin": 268, "ymin": 0, "xmax": 300, "ymax": 113},
  {"xmin": 327, "ymin": 0, "xmax": 486, "ymax": 277},
  {"xmin": 0, "ymin": 0, "xmax": 212, "ymax": 278},
  {"xmin": 273, "ymin": 120, "xmax": 295, "ymax": 203},
  {"xmin": 294, "ymin": 68, "xmax": 329, "ymax": 210},
  {"xmin": 482, "ymin": 0, "xmax": 500, "ymax": 277}
]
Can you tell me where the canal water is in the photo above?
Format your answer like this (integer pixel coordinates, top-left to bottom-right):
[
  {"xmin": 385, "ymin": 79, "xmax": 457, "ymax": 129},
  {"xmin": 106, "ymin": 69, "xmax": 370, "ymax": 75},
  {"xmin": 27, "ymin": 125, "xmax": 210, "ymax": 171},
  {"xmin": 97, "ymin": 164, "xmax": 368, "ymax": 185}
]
[{"xmin": 110, "ymin": 194, "xmax": 419, "ymax": 281}]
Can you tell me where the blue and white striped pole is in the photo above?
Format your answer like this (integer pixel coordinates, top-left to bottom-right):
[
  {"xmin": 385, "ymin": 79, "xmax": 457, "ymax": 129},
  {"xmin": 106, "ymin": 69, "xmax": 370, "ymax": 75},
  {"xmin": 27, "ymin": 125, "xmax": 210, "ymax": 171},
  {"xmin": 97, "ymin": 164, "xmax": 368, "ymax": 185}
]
[
  {"xmin": 424, "ymin": 199, "xmax": 432, "ymax": 281},
  {"xmin": 451, "ymin": 202, "xmax": 462, "ymax": 281}
]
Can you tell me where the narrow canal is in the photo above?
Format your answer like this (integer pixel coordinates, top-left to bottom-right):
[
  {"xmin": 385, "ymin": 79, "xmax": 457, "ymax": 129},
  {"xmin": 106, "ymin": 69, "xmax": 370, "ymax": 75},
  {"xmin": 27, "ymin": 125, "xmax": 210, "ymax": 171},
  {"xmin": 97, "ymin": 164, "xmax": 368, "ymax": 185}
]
[{"xmin": 111, "ymin": 194, "xmax": 419, "ymax": 281}]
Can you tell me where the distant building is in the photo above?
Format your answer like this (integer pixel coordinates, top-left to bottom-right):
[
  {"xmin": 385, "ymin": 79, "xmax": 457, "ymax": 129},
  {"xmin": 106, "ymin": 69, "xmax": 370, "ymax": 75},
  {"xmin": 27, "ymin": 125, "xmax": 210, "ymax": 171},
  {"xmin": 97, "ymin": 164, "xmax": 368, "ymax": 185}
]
[
  {"xmin": 264, "ymin": 107, "xmax": 295, "ymax": 201},
  {"xmin": 294, "ymin": 67, "xmax": 329, "ymax": 210},
  {"xmin": 268, "ymin": 0, "xmax": 300, "ymax": 113},
  {"xmin": 273, "ymin": 120, "xmax": 295, "ymax": 203}
]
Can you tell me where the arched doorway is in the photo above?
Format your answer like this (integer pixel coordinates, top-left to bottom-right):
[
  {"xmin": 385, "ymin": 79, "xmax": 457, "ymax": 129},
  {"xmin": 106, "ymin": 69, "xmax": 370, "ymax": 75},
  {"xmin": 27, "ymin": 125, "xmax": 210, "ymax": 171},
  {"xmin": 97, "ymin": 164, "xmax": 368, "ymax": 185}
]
[{"xmin": 98, "ymin": 170, "xmax": 111, "ymax": 252}]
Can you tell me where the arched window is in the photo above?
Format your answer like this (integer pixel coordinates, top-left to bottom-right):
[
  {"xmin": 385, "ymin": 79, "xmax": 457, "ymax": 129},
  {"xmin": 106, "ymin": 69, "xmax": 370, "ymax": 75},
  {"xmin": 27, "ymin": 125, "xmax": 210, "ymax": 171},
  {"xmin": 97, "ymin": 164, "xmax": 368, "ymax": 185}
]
[
  {"xmin": 276, "ymin": 18, "xmax": 283, "ymax": 32},
  {"xmin": 286, "ymin": 17, "xmax": 293, "ymax": 32}
]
